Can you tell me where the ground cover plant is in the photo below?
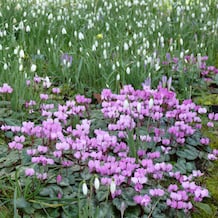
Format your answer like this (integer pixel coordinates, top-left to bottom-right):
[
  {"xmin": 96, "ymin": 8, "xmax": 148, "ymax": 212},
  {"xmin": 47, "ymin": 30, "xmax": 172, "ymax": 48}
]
[
  {"xmin": 0, "ymin": 0, "xmax": 218, "ymax": 217},
  {"xmin": 0, "ymin": 77, "xmax": 218, "ymax": 217}
]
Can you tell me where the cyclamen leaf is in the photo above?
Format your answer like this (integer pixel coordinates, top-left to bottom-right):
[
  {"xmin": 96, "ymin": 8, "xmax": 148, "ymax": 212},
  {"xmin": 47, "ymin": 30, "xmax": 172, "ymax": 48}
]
[{"xmin": 195, "ymin": 202, "xmax": 214, "ymax": 216}]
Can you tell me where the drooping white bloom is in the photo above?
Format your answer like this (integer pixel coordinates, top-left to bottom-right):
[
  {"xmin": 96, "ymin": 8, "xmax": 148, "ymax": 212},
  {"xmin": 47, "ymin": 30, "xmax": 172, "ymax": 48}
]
[
  {"xmin": 116, "ymin": 73, "xmax": 120, "ymax": 81},
  {"xmin": 94, "ymin": 177, "xmax": 100, "ymax": 190},
  {"xmin": 61, "ymin": 27, "xmax": 67, "ymax": 35},
  {"xmin": 149, "ymin": 98, "xmax": 154, "ymax": 109},
  {"xmin": 82, "ymin": 182, "xmax": 88, "ymax": 196},
  {"xmin": 19, "ymin": 49, "xmax": 25, "ymax": 58},
  {"xmin": 126, "ymin": 67, "xmax": 130, "ymax": 74},
  {"xmin": 30, "ymin": 64, "xmax": 37, "ymax": 72},
  {"xmin": 78, "ymin": 32, "xmax": 84, "ymax": 40},
  {"xmin": 123, "ymin": 99, "xmax": 129, "ymax": 109},
  {"xmin": 110, "ymin": 179, "xmax": 116, "ymax": 195}
]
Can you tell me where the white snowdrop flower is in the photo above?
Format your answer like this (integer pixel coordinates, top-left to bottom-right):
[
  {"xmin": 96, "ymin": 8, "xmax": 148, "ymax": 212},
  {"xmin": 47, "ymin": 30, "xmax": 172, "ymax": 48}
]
[
  {"xmin": 82, "ymin": 182, "xmax": 88, "ymax": 196},
  {"xmin": 61, "ymin": 27, "xmax": 67, "ymax": 35},
  {"xmin": 68, "ymin": 41, "xmax": 72, "ymax": 47},
  {"xmin": 92, "ymin": 44, "xmax": 96, "ymax": 51},
  {"xmin": 79, "ymin": 47, "xmax": 83, "ymax": 52},
  {"xmin": 50, "ymin": 37, "xmax": 54, "ymax": 45},
  {"xmin": 0, "ymin": 44, "xmax": 2, "ymax": 50},
  {"xmin": 37, "ymin": 49, "xmax": 41, "ymax": 55},
  {"xmin": 103, "ymin": 49, "xmax": 107, "ymax": 59},
  {"xmin": 23, "ymin": 11, "xmax": 27, "ymax": 17},
  {"xmin": 3, "ymin": 63, "xmax": 8, "ymax": 70},
  {"xmin": 136, "ymin": 61, "xmax": 140, "ymax": 68},
  {"xmin": 15, "ymin": 3, "xmax": 21, "ymax": 10},
  {"xmin": 94, "ymin": 177, "xmax": 100, "ymax": 190},
  {"xmin": 116, "ymin": 73, "xmax": 120, "ymax": 81},
  {"xmin": 180, "ymin": 51, "xmax": 184, "ymax": 59},
  {"xmin": 126, "ymin": 67, "xmax": 130, "ymax": 74},
  {"xmin": 149, "ymin": 98, "xmax": 154, "ymax": 109},
  {"xmin": 18, "ymin": 21, "xmax": 24, "ymax": 30},
  {"xmin": 98, "ymin": 63, "xmax": 102, "ymax": 69},
  {"xmin": 26, "ymin": 25, "xmax": 30, "ymax": 32},
  {"xmin": 3, "ymin": 30, "xmax": 6, "ymax": 36},
  {"xmin": 170, "ymin": 45, "xmax": 173, "ymax": 51},
  {"xmin": 46, "ymin": 39, "xmax": 49, "ymax": 44},
  {"xmin": 124, "ymin": 42, "xmax": 129, "ymax": 51},
  {"xmin": 78, "ymin": 32, "xmax": 84, "ymax": 40},
  {"xmin": 201, "ymin": 7, "xmax": 207, "ymax": 13},
  {"xmin": 112, "ymin": 64, "xmax": 116, "ymax": 71},
  {"xmin": 30, "ymin": 64, "xmax": 37, "ymax": 72},
  {"xmin": 48, "ymin": 13, "xmax": 53, "ymax": 20},
  {"xmin": 160, "ymin": 36, "xmax": 164, "ymax": 43},
  {"xmin": 116, "ymin": 61, "xmax": 120, "ymax": 67},
  {"xmin": 19, "ymin": 49, "xmax": 25, "ymax": 58},
  {"xmin": 137, "ymin": 102, "xmax": 141, "ymax": 113},
  {"xmin": 110, "ymin": 179, "xmax": 116, "ymax": 195},
  {"xmin": 19, "ymin": 64, "xmax": 23, "ymax": 71},
  {"xmin": 155, "ymin": 63, "xmax": 160, "ymax": 71},
  {"xmin": 14, "ymin": 47, "xmax": 19, "ymax": 55},
  {"xmin": 5, "ymin": 23, "xmax": 8, "ymax": 29},
  {"xmin": 123, "ymin": 99, "xmax": 129, "ymax": 109},
  {"xmin": 13, "ymin": 18, "xmax": 17, "ymax": 24},
  {"xmin": 0, "ymin": 12, "xmax": 2, "ymax": 17},
  {"xmin": 116, "ymin": 46, "xmax": 119, "ymax": 51}
]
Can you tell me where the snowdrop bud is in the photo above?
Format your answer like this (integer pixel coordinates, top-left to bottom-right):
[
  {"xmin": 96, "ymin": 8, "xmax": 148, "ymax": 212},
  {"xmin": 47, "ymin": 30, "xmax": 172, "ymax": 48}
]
[
  {"xmin": 3, "ymin": 63, "xmax": 8, "ymax": 70},
  {"xmin": 110, "ymin": 179, "xmax": 116, "ymax": 195},
  {"xmin": 61, "ymin": 27, "xmax": 67, "ymax": 35},
  {"xmin": 124, "ymin": 99, "xmax": 129, "ymax": 109},
  {"xmin": 0, "ymin": 44, "xmax": 2, "ymax": 50},
  {"xmin": 78, "ymin": 32, "xmax": 84, "ymax": 40},
  {"xmin": 31, "ymin": 64, "xmax": 37, "ymax": 72},
  {"xmin": 19, "ymin": 64, "xmax": 23, "ymax": 71},
  {"xmin": 124, "ymin": 42, "xmax": 129, "ymax": 51},
  {"xmin": 82, "ymin": 182, "xmax": 88, "ymax": 196},
  {"xmin": 19, "ymin": 49, "xmax": 25, "ymax": 58},
  {"xmin": 94, "ymin": 177, "xmax": 100, "ymax": 190},
  {"xmin": 137, "ymin": 102, "xmax": 141, "ymax": 113},
  {"xmin": 26, "ymin": 25, "xmax": 30, "ymax": 32},
  {"xmin": 116, "ymin": 73, "xmax": 120, "ymax": 81},
  {"xmin": 180, "ymin": 38, "xmax": 183, "ymax": 46},
  {"xmin": 149, "ymin": 98, "xmax": 154, "ymax": 109},
  {"xmin": 126, "ymin": 67, "xmax": 130, "ymax": 74}
]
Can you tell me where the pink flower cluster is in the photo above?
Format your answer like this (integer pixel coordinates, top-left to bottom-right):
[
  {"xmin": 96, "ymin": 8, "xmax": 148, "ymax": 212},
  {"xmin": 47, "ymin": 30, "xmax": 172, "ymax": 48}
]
[{"xmin": 0, "ymin": 83, "xmax": 13, "ymax": 93}]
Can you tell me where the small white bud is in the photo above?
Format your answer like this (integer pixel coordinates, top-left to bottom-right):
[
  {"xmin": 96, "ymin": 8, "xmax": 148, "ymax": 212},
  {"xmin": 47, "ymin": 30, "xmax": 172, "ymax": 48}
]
[
  {"xmin": 126, "ymin": 67, "xmax": 130, "ymax": 74},
  {"xmin": 61, "ymin": 27, "xmax": 67, "ymax": 35},
  {"xmin": 94, "ymin": 177, "xmax": 100, "ymax": 190},
  {"xmin": 149, "ymin": 98, "xmax": 154, "ymax": 109},
  {"xmin": 3, "ymin": 63, "xmax": 8, "ymax": 70},
  {"xmin": 137, "ymin": 102, "xmax": 141, "ymax": 113},
  {"xmin": 116, "ymin": 73, "xmax": 120, "ymax": 81},
  {"xmin": 19, "ymin": 49, "xmax": 25, "ymax": 58},
  {"xmin": 30, "ymin": 64, "xmax": 37, "ymax": 72},
  {"xmin": 110, "ymin": 179, "xmax": 116, "ymax": 195},
  {"xmin": 82, "ymin": 182, "xmax": 88, "ymax": 196},
  {"xmin": 123, "ymin": 99, "xmax": 129, "ymax": 109}
]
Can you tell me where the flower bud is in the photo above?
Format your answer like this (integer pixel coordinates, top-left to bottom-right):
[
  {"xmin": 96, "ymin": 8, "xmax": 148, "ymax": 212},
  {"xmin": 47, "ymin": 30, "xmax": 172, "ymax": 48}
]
[
  {"xmin": 137, "ymin": 102, "xmax": 141, "ymax": 113},
  {"xmin": 148, "ymin": 98, "xmax": 154, "ymax": 109},
  {"xmin": 123, "ymin": 99, "xmax": 129, "ymax": 109},
  {"xmin": 94, "ymin": 177, "xmax": 100, "ymax": 190},
  {"xmin": 110, "ymin": 179, "xmax": 116, "ymax": 195},
  {"xmin": 82, "ymin": 182, "xmax": 88, "ymax": 196}
]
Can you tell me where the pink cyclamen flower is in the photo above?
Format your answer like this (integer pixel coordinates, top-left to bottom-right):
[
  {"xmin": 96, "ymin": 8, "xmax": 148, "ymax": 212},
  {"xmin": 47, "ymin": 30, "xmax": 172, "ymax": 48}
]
[
  {"xmin": 25, "ymin": 168, "xmax": 35, "ymax": 176},
  {"xmin": 40, "ymin": 94, "xmax": 49, "ymax": 100}
]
